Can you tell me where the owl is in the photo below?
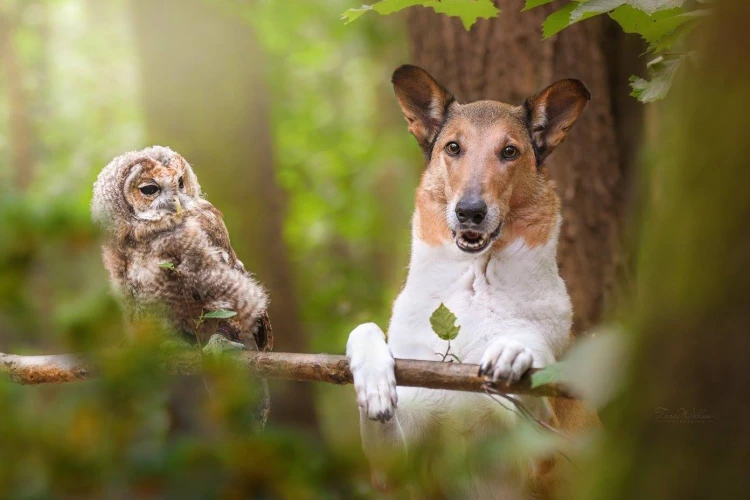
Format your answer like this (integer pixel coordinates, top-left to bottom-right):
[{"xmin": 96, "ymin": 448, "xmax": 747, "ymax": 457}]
[{"xmin": 91, "ymin": 145, "xmax": 272, "ymax": 354}]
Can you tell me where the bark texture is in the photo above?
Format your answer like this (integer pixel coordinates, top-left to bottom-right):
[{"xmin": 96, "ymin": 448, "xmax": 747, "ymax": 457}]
[
  {"xmin": 130, "ymin": 0, "xmax": 315, "ymax": 428},
  {"xmin": 406, "ymin": 0, "xmax": 637, "ymax": 332},
  {"xmin": 0, "ymin": 349, "xmax": 573, "ymax": 399}
]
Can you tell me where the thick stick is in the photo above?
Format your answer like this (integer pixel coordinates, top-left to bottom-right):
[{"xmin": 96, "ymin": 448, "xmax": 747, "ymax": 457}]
[{"xmin": 0, "ymin": 350, "xmax": 573, "ymax": 398}]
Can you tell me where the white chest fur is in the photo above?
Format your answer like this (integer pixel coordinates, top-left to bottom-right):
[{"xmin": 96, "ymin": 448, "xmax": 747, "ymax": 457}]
[
  {"xmin": 388, "ymin": 219, "xmax": 572, "ymax": 367},
  {"xmin": 346, "ymin": 216, "xmax": 575, "ymax": 484}
]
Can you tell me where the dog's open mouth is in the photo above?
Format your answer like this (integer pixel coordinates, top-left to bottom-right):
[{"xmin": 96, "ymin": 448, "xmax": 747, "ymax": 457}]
[{"xmin": 454, "ymin": 223, "xmax": 502, "ymax": 254}]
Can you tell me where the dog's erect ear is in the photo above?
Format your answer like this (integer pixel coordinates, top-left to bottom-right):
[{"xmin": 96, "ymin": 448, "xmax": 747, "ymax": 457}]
[
  {"xmin": 392, "ymin": 65, "xmax": 456, "ymax": 154},
  {"xmin": 524, "ymin": 79, "xmax": 590, "ymax": 165}
]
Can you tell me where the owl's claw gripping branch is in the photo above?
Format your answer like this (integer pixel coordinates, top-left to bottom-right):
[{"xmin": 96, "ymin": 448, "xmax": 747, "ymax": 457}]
[{"xmin": 0, "ymin": 349, "xmax": 574, "ymax": 399}]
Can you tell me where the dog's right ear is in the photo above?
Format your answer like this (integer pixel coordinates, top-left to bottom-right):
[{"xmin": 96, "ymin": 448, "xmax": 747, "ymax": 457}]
[{"xmin": 392, "ymin": 65, "xmax": 455, "ymax": 154}]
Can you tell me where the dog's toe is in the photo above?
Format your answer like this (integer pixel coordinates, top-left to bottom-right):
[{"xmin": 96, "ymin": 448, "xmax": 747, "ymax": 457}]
[{"xmin": 480, "ymin": 339, "xmax": 535, "ymax": 383}]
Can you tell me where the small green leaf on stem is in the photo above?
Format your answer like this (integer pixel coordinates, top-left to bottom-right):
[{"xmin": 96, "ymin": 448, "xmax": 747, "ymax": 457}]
[
  {"xmin": 430, "ymin": 303, "xmax": 460, "ymax": 341},
  {"xmin": 201, "ymin": 309, "xmax": 238, "ymax": 320},
  {"xmin": 158, "ymin": 262, "xmax": 175, "ymax": 270}
]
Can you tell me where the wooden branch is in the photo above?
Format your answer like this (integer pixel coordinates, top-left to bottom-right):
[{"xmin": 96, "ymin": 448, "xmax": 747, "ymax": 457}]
[{"xmin": 0, "ymin": 350, "xmax": 574, "ymax": 399}]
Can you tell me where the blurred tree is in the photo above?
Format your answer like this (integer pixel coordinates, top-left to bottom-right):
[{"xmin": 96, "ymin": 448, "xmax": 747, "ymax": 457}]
[
  {"xmin": 130, "ymin": 0, "xmax": 316, "ymax": 429},
  {"xmin": 0, "ymin": 3, "xmax": 34, "ymax": 189},
  {"xmin": 405, "ymin": 0, "xmax": 643, "ymax": 332},
  {"xmin": 578, "ymin": 0, "xmax": 750, "ymax": 496}
]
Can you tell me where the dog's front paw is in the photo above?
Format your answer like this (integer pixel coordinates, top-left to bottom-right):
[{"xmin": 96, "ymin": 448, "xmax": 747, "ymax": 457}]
[
  {"xmin": 478, "ymin": 338, "xmax": 537, "ymax": 383},
  {"xmin": 347, "ymin": 323, "xmax": 398, "ymax": 422}
]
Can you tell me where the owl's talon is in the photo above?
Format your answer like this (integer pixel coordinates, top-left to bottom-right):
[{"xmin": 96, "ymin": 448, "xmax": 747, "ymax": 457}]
[{"xmin": 203, "ymin": 334, "xmax": 247, "ymax": 357}]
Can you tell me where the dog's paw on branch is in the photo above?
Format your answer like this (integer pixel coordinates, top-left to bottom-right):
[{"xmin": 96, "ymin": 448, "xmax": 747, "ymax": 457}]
[{"xmin": 0, "ymin": 349, "xmax": 574, "ymax": 399}]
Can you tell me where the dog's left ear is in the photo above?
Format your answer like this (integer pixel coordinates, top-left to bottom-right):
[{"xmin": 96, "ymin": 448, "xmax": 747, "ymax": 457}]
[{"xmin": 524, "ymin": 79, "xmax": 590, "ymax": 164}]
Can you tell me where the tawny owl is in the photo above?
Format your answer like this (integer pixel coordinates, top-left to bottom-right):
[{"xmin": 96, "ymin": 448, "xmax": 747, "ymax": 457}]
[{"xmin": 91, "ymin": 145, "xmax": 272, "ymax": 354}]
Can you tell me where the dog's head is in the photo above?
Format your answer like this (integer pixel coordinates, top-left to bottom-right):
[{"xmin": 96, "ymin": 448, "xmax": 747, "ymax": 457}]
[{"xmin": 393, "ymin": 65, "xmax": 589, "ymax": 254}]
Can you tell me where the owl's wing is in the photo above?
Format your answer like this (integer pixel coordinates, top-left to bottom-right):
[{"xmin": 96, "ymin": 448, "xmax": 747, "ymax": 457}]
[
  {"xmin": 190, "ymin": 200, "xmax": 271, "ymax": 350},
  {"xmin": 195, "ymin": 200, "xmax": 241, "ymax": 267}
]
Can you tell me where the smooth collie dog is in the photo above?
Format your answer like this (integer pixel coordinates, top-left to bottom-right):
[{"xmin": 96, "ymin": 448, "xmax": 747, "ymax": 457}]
[{"xmin": 347, "ymin": 65, "xmax": 598, "ymax": 499}]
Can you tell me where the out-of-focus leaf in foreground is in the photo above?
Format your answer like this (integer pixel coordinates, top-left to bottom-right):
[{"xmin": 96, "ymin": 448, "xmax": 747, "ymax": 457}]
[{"xmin": 534, "ymin": 327, "xmax": 629, "ymax": 408}]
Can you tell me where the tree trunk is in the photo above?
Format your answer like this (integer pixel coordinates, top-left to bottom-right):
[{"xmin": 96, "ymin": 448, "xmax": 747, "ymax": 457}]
[
  {"xmin": 130, "ymin": 0, "xmax": 316, "ymax": 429},
  {"xmin": 580, "ymin": 1, "xmax": 750, "ymax": 497},
  {"xmin": 406, "ymin": 0, "xmax": 640, "ymax": 332}
]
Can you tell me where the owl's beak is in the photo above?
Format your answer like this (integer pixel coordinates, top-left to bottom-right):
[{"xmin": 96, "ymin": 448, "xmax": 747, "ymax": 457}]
[{"xmin": 173, "ymin": 196, "xmax": 183, "ymax": 216}]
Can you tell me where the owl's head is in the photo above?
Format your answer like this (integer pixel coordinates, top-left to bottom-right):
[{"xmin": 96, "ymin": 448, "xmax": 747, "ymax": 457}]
[{"xmin": 92, "ymin": 146, "xmax": 202, "ymax": 234}]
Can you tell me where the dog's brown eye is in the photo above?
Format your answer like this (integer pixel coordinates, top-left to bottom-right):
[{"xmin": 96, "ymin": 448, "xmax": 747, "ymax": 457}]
[
  {"xmin": 178, "ymin": 176, "xmax": 184, "ymax": 190},
  {"xmin": 445, "ymin": 141, "xmax": 461, "ymax": 155},
  {"xmin": 139, "ymin": 185, "xmax": 159, "ymax": 196},
  {"xmin": 501, "ymin": 145, "xmax": 519, "ymax": 160}
]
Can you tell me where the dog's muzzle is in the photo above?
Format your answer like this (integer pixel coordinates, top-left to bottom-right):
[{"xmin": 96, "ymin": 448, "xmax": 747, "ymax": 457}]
[{"xmin": 453, "ymin": 221, "xmax": 503, "ymax": 254}]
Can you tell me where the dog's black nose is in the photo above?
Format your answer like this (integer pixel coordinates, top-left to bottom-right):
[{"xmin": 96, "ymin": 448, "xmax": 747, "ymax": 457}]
[{"xmin": 455, "ymin": 198, "xmax": 487, "ymax": 225}]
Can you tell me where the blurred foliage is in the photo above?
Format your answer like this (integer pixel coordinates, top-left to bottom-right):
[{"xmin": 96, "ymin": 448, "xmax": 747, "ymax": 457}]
[
  {"xmin": 2, "ymin": 0, "xmax": 731, "ymax": 496},
  {"xmin": 0, "ymin": 0, "xmax": 141, "ymax": 351},
  {"xmin": 235, "ymin": 0, "xmax": 419, "ymax": 355},
  {"xmin": 0, "ymin": 0, "xmax": 420, "ymax": 495}
]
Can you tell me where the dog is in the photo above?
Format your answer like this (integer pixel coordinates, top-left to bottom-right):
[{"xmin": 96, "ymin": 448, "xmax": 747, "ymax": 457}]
[{"xmin": 346, "ymin": 65, "xmax": 599, "ymax": 498}]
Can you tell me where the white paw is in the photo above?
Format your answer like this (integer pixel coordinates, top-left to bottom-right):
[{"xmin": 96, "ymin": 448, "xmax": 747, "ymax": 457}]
[
  {"xmin": 478, "ymin": 339, "xmax": 536, "ymax": 383},
  {"xmin": 347, "ymin": 323, "xmax": 398, "ymax": 422}
]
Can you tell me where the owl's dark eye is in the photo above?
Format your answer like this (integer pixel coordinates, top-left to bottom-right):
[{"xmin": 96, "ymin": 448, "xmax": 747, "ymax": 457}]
[
  {"xmin": 139, "ymin": 185, "xmax": 159, "ymax": 196},
  {"xmin": 445, "ymin": 141, "xmax": 461, "ymax": 155},
  {"xmin": 178, "ymin": 177, "xmax": 184, "ymax": 190},
  {"xmin": 501, "ymin": 145, "xmax": 519, "ymax": 160}
]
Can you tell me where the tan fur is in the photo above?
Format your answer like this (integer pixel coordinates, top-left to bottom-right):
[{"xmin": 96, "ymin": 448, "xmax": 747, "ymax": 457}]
[{"xmin": 415, "ymin": 103, "xmax": 562, "ymax": 251}]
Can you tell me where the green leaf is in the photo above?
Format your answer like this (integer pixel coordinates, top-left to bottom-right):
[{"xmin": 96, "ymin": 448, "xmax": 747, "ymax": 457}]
[
  {"xmin": 630, "ymin": 53, "xmax": 691, "ymax": 102},
  {"xmin": 609, "ymin": 5, "xmax": 707, "ymax": 52},
  {"xmin": 530, "ymin": 361, "xmax": 567, "ymax": 388},
  {"xmin": 625, "ymin": 0, "xmax": 686, "ymax": 15},
  {"xmin": 570, "ymin": 0, "xmax": 625, "ymax": 22},
  {"xmin": 530, "ymin": 328, "xmax": 629, "ymax": 408},
  {"xmin": 552, "ymin": 327, "xmax": 628, "ymax": 408},
  {"xmin": 341, "ymin": 4, "xmax": 374, "ymax": 23},
  {"xmin": 429, "ymin": 303, "xmax": 460, "ymax": 340},
  {"xmin": 523, "ymin": 0, "xmax": 556, "ymax": 11},
  {"xmin": 158, "ymin": 262, "xmax": 175, "ymax": 270},
  {"xmin": 543, "ymin": 2, "xmax": 603, "ymax": 39},
  {"xmin": 430, "ymin": 0, "xmax": 500, "ymax": 30},
  {"xmin": 570, "ymin": 0, "xmax": 686, "ymax": 23},
  {"xmin": 342, "ymin": 0, "xmax": 500, "ymax": 31},
  {"xmin": 201, "ymin": 309, "xmax": 238, "ymax": 320},
  {"xmin": 342, "ymin": 0, "xmax": 422, "ymax": 24}
]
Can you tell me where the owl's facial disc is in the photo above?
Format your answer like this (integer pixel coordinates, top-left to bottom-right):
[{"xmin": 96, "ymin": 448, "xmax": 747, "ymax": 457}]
[{"xmin": 126, "ymin": 162, "xmax": 194, "ymax": 222}]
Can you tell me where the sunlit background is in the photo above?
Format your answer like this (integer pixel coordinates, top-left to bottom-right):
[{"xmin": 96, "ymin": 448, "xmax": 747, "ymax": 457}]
[
  {"xmin": 0, "ymin": 0, "xmax": 417, "ymax": 495},
  {"xmin": 2, "ymin": 0, "xmax": 748, "ymax": 497}
]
